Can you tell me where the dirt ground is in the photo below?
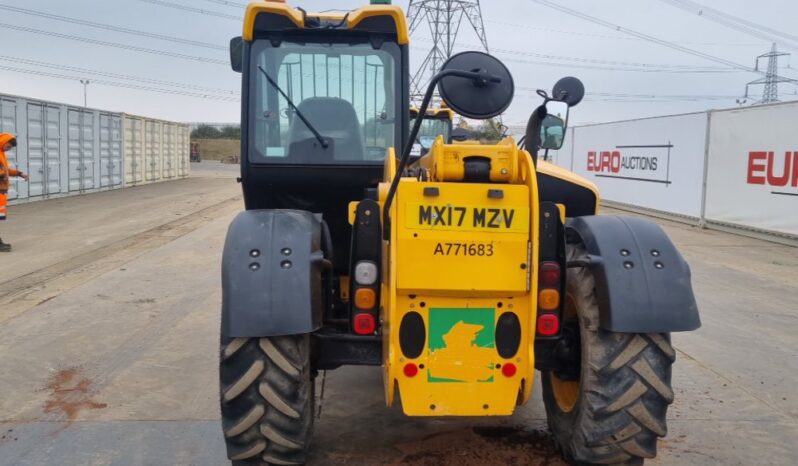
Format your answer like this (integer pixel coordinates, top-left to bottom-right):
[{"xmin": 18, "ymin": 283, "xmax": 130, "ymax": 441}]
[{"xmin": 0, "ymin": 161, "xmax": 796, "ymax": 465}]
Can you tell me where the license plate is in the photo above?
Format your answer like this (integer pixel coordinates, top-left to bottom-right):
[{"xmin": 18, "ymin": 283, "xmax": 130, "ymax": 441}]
[{"xmin": 406, "ymin": 203, "xmax": 529, "ymax": 233}]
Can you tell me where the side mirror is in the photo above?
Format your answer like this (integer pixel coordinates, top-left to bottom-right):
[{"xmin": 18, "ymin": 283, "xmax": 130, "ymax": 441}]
[
  {"xmin": 540, "ymin": 100, "xmax": 568, "ymax": 150},
  {"xmin": 523, "ymin": 76, "xmax": 585, "ymax": 159},
  {"xmin": 552, "ymin": 76, "xmax": 584, "ymax": 107},
  {"xmin": 437, "ymin": 51, "xmax": 514, "ymax": 119},
  {"xmin": 230, "ymin": 36, "xmax": 243, "ymax": 73}
]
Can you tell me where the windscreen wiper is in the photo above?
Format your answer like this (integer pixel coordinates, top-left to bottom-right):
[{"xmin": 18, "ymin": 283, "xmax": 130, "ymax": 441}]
[{"xmin": 257, "ymin": 65, "xmax": 328, "ymax": 148}]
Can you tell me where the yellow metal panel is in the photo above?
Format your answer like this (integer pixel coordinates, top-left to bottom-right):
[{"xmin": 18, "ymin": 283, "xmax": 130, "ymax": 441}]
[
  {"xmin": 242, "ymin": 3, "xmax": 409, "ymax": 44},
  {"xmin": 348, "ymin": 5, "xmax": 409, "ymax": 45},
  {"xmin": 396, "ymin": 181, "xmax": 530, "ymax": 294},
  {"xmin": 348, "ymin": 201, "xmax": 358, "ymax": 225},
  {"xmin": 243, "ymin": 2, "xmax": 304, "ymax": 40},
  {"xmin": 537, "ymin": 160, "xmax": 601, "ymax": 213},
  {"xmin": 392, "ymin": 296, "xmax": 531, "ymax": 416},
  {"xmin": 382, "ymin": 145, "xmax": 542, "ymax": 415},
  {"xmin": 420, "ymin": 136, "xmax": 521, "ymax": 183}
]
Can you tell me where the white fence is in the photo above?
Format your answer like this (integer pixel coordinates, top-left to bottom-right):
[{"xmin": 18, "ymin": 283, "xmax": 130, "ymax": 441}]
[
  {"xmin": 556, "ymin": 101, "xmax": 798, "ymax": 240},
  {"xmin": 0, "ymin": 93, "xmax": 189, "ymax": 205}
]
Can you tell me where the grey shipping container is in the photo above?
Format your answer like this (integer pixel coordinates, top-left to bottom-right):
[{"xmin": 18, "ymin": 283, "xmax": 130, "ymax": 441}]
[{"xmin": 1, "ymin": 93, "xmax": 185, "ymax": 205}]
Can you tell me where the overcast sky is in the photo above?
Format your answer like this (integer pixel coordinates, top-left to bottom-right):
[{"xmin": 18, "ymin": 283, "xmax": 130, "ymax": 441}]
[{"xmin": 1, "ymin": 0, "xmax": 796, "ymax": 126}]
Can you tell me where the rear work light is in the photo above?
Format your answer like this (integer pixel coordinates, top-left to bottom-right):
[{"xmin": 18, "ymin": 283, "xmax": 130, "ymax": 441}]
[
  {"xmin": 537, "ymin": 314, "xmax": 560, "ymax": 336},
  {"xmin": 353, "ymin": 313, "xmax": 376, "ymax": 335},
  {"xmin": 539, "ymin": 261, "xmax": 561, "ymax": 287}
]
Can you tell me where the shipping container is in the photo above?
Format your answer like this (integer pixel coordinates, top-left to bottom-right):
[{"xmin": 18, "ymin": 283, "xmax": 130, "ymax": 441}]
[
  {"xmin": 123, "ymin": 114, "xmax": 190, "ymax": 187},
  {"xmin": 99, "ymin": 113, "xmax": 123, "ymax": 188},
  {"xmin": 0, "ymin": 93, "xmax": 187, "ymax": 205},
  {"xmin": 177, "ymin": 125, "xmax": 190, "ymax": 177},
  {"xmin": 0, "ymin": 96, "xmax": 21, "ymax": 200}
]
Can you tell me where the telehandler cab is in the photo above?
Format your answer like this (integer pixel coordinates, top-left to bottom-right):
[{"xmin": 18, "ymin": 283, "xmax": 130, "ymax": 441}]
[
  {"xmin": 221, "ymin": 2, "xmax": 700, "ymax": 465},
  {"xmin": 409, "ymin": 105, "xmax": 454, "ymax": 155}
]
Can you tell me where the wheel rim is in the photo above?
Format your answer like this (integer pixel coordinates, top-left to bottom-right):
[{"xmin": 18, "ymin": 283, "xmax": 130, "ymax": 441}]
[
  {"xmin": 549, "ymin": 293, "xmax": 580, "ymax": 413},
  {"xmin": 550, "ymin": 373, "xmax": 579, "ymax": 413}
]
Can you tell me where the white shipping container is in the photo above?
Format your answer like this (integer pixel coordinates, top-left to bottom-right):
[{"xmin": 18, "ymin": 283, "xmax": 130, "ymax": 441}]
[
  {"xmin": 162, "ymin": 123, "xmax": 177, "ymax": 179},
  {"xmin": 123, "ymin": 115, "xmax": 190, "ymax": 187},
  {"xmin": 145, "ymin": 119, "xmax": 162, "ymax": 182},
  {"xmin": 177, "ymin": 125, "xmax": 189, "ymax": 178},
  {"xmin": 124, "ymin": 115, "xmax": 145, "ymax": 186}
]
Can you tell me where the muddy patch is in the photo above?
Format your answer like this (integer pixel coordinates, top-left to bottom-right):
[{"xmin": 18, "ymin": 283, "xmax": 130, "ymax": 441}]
[
  {"xmin": 392, "ymin": 426, "xmax": 566, "ymax": 466},
  {"xmin": 42, "ymin": 367, "xmax": 107, "ymax": 423}
]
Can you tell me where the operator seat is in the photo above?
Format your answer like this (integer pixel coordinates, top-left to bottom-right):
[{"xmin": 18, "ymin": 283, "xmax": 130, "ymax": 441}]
[{"xmin": 287, "ymin": 97, "xmax": 365, "ymax": 161}]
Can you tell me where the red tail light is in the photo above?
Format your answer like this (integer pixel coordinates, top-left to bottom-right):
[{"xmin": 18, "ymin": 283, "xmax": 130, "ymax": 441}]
[
  {"xmin": 353, "ymin": 313, "xmax": 376, "ymax": 334},
  {"xmin": 501, "ymin": 363, "xmax": 517, "ymax": 377},
  {"xmin": 537, "ymin": 314, "xmax": 560, "ymax": 336},
  {"xmin": 403, "ymin": 362, "xmax": 418, "ymax": 377},
  {"xmin": 539, "ymin": 261, "xmax": 561, "ymax": 287}
]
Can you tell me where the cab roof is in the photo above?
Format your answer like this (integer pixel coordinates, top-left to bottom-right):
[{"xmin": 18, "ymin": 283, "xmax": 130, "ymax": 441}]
[
  {"xmin": 243, "ymin": 1, "xmax": 409, "ymax": 44},
  {"xmin": 409, "ymin": 106, "xmax": 455, "ymax": 120}
]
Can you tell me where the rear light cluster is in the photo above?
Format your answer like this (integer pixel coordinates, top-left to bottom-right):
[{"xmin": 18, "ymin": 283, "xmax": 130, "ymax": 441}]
[
  {"xmin": 352, "ymin": 260, "xmax": 379, "ymax": 335},
  {"xmin": 537, "ymin": 261, "xmax": 561, "ymax": 336}
]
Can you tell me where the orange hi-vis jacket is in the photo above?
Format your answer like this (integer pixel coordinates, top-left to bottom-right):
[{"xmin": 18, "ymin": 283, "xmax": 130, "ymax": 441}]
[{"xmin": 1, "ymin": 132, "xmax": 23, "ymax": 220}]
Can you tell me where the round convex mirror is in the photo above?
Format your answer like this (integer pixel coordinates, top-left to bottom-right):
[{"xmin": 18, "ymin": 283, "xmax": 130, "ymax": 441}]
[
  {"xmin": 437, "ymin": 51, "xmax": 514, "ymax": 120},
  {"xmin": 552, "ymin": 76, "xmax": 585, "ymax": 107}
]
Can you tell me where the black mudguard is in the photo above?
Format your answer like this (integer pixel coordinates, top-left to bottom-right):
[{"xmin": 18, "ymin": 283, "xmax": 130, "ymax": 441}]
[
  {"xmin": 221, "ymin": 209, "xmax": 324, "ymax": 337},
  {"xmin": 567, "ymin": 215, "xmax": 701, "ymax": 333}
]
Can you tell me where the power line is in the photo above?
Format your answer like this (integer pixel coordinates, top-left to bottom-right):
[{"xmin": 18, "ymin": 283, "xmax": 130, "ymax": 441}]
[
  {"xmin": 136, "ymin": 0, "xmax": 240, "ymax": 21},
  {"xmin": 528, "ymin": 0, "xmax": 762, "ymax": 74},
  {"xmin": 413, "ymin": 38, "xmax": 736, "ymax": 71},
  {"xmin": 500, "ymin": 55, "xmax": 736, "ymax": 74},
  {"xmin": 0, "ymin": 55, "xmax": 239, "ymax": 96},
  {"xmin": 410, "ymin": 45, "xmax": 739, "ymax": 74},
  {"xmin": 0, "ymin": 3, "xmax": 227, "ymax": 50},
  {"xmin": 658, "ymin": 0, "xmax": 798, "ymax": 50},
  {"xmin": 516, "ymin": 86, "xmax": 740, "ymax": 99},
  {"xmin": 198, "ymin": 0, "xmax": 247, "ymax": 8},
  {"xmin": 0, "ymin": 22, "xmax": 228, "ymax": 66},
  {"xmin": 0, "ymin": 65, "xmax": 240, "ymax": 102},
  {"xmin": 482, "ymin": 18, "xmax": 763, "ymax": 47}
]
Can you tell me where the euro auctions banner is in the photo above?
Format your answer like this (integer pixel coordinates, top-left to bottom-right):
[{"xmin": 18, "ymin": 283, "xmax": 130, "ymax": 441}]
[
  {"xmin": 563, "ymin": 113, "xmax": 708, "ymax": 218},
  {"xmin": 705, "ymin": 102, "xmax": 798, "ymax": 236}
]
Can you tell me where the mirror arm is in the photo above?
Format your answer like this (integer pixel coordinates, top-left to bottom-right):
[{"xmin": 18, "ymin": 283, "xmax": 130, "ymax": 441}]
[
  {"xmin": 382, "ymin": 69, "xmax": 501, "ymax": 239},
  {"xmin": 524, "ymin": 104, "xmax": 548, "ymax": 167}
]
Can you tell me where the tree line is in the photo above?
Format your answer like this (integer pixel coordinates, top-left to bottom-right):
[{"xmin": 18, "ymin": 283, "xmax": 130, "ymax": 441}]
[{"xmin": 191, "ymin": 124, "xmax": 241, "ymax": 139}]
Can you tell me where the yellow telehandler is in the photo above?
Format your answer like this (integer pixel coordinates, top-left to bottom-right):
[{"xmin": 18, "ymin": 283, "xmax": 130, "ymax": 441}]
[{"xmin": 221, "ymin": 2, "xmax": 700, "ymax": 465}]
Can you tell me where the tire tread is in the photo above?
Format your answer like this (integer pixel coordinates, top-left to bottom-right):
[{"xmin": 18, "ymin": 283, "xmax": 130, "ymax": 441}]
[
  {"xmin": 542, "ymin": 244, "xmax": 676, "ymax": 465},
  {"xmin": 220, "ymin": 335, "xmax": 313, "ymax": 466}
]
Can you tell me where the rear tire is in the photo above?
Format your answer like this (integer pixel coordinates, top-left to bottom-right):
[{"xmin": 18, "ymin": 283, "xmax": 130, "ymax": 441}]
[
  {"xmin": 542, "ymin": 244, "xmax": 676, "ymax": 465},
  {"xmin": 220, "ymin": 335, "xmax": 314, "ymax": 466}
]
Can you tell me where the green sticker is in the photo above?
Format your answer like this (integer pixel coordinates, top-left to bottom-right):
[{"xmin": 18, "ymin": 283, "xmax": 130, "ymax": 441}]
[{"xmin": 427, "ymin": 307, "xmax": 496, "ymax": 383}]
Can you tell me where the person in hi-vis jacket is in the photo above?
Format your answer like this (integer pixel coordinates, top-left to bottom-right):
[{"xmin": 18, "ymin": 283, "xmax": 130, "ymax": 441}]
[{"xmin": 0, "ymin": 132, "xmax": 29, "ymax": 252}]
